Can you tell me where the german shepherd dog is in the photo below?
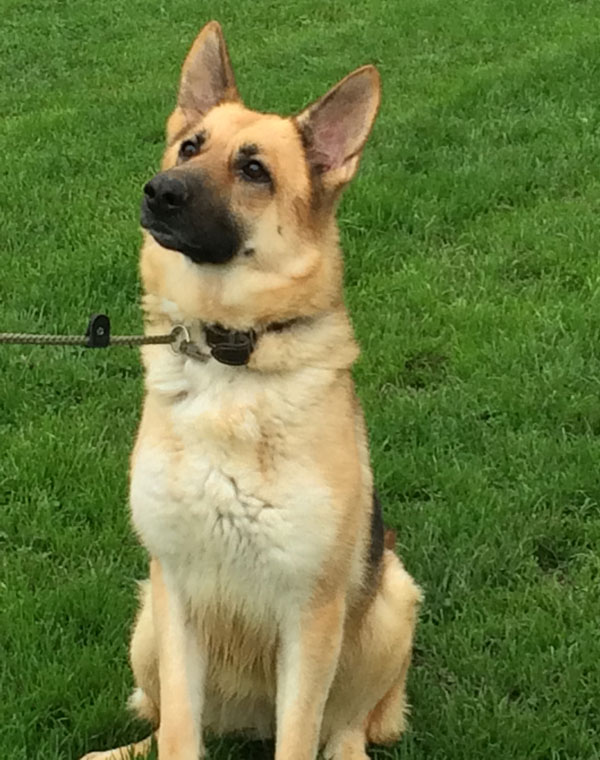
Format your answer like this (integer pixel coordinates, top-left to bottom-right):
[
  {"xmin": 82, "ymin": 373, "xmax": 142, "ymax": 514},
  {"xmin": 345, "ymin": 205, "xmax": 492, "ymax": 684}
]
[{"xmin": 81, "ymin": 21, "xmax": 421, "ymax": 760}]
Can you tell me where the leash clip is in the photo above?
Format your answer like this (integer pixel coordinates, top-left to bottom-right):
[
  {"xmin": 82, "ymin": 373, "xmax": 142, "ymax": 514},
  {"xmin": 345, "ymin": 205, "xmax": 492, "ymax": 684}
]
[
  {"xmin": 170, "ymin": 324, "xmax": 191, "ymax": 355},
  {"xmin": 170, "ymin": 325, "xmax": 209, "ymax": 362}
]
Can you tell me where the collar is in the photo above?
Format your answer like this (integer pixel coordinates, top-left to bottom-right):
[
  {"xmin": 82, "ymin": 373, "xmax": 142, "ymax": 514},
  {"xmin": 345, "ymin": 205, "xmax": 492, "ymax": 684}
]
[{"xmin": 171, "ymin": 318, "xmax": 300, "ymax": 367}]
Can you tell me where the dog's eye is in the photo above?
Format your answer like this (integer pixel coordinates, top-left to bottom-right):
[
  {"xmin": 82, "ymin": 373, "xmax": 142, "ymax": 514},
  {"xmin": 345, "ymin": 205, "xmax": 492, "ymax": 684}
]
[
  {"xmin": 241, "ymin": 160, "xmax": 270, "ymax": 184},
  {"xmin": 179, "ymin": 136, "xmax": 202, "ymax": 161}
]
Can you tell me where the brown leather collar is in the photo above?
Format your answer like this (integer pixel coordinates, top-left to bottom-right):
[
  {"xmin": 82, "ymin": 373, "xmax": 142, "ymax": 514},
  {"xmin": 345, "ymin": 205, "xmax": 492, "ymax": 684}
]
[{"xmin": 172, "ymin": 318, "xmax": 302, "ymax": 366}]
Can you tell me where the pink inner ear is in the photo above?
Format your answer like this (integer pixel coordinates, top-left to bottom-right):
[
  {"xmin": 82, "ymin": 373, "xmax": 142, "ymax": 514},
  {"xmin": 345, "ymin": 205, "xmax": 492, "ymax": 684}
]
[
  {"xmin": 307, "ymin": 126, "xmax": 338, "ymax": 172},
  {"xmin": 178, "ymin": 27, "xmax": 238, "ymax": 116},
  {"xmin": 307, "ymin": 80, "xmax": 374, "ymax": 171},
  {"xmin": 181, "ymin": 45, "xmax": 225, "ymax": 114},
  {"xmin": 310, "ymin": 119, "xmax": 354, "ymax": 172},
  {"xmin": 322, "ymin": 125, "xmax": 350, "ymax": 170}
]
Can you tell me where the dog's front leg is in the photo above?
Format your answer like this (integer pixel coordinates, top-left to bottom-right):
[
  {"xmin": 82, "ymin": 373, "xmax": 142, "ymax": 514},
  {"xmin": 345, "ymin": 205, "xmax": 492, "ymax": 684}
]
[
  {"xmin": 151, "ymin": 558, "xmax": 206, "ymax": 760},
  {"xmin": 275, "ymin": 592, "xmax": 346, "ymax": 760}
]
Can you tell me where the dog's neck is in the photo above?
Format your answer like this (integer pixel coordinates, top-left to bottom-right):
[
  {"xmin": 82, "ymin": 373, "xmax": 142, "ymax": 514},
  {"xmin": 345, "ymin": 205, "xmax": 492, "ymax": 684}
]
[
  {"xmin": 141, "ymin": 291, "xmax": 359, "ymax": 373},
  {"xmin": 139, "ymin": 236, "xmax": 358, "ymax": 372},
  {"xmin": 140, "ymin": 233, "xmax": 343, "ymax": 322}
]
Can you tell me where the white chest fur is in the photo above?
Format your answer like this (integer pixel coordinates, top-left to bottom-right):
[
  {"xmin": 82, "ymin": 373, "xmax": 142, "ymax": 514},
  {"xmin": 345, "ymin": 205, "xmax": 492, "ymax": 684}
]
[{"xmin": 130, "ymin": 349, "xmax": 336, "ymax": 618}]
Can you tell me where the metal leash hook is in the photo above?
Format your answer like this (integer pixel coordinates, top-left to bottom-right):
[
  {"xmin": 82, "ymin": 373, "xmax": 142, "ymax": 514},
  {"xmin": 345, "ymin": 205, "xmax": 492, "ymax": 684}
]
[
  {"xmin": 85, "ymin": 314, "xmax": 111, "ymax": 348},
  {"xmin": 170, "ymin": 324, "xmax": 210, "ymax": 362}
]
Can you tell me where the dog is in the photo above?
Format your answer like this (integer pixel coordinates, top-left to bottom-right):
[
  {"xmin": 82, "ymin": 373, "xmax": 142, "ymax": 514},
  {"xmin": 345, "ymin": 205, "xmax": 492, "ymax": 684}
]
[{"xmin": 81, "ymin": 20, "xmax": 421, "ymax": 760}]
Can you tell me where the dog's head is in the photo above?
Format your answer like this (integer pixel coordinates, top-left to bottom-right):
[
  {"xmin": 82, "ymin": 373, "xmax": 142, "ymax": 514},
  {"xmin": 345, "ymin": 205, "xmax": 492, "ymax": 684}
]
[{"xmin": 140, "ymin": 22, "xmax": 380, "ymax": 323}]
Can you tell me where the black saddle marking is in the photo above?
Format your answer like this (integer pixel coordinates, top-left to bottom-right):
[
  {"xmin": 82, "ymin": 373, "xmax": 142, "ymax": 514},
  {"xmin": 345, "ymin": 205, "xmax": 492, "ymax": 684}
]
[{"xmin": 365, "ymin": 489, "xmax": 385, "ymax": 591}]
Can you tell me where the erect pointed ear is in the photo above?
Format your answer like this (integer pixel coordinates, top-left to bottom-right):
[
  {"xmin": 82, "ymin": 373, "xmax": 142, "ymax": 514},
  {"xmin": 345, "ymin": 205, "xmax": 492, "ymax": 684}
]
[
  {"xmin": 294, "ymin": 65, "xmax": 380, "ymax": 190},
  {"xmin": 175, "ymin": 21, "xmax": 240, "ymax": 121}
]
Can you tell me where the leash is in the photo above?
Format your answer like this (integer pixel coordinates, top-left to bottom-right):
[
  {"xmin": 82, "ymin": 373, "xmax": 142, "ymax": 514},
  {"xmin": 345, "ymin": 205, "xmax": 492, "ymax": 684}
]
[
  {"xmin": 0, "ymin": 314, "xmax": 175, "ymax": 350},
  {"xmin": 0, "ymin": 313, "xmax": 299, "ymax": 366}
]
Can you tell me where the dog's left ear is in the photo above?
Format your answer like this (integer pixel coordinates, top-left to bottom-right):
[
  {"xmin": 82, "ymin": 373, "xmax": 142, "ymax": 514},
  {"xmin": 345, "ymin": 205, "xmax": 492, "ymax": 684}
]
[
  {"xmin": 295, "ymin": 65, "xmax": 380, "ymax": 190},
  {"xmin": 167, "ymin": 21, "xmax": 240, "ymax": 140}
]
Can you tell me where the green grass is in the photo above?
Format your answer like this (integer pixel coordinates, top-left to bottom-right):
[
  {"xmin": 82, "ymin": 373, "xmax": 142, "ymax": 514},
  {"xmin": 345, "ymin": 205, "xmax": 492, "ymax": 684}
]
[{"xmin": 2, "ymin": 0, "xmax": 600, "ymax": 757}]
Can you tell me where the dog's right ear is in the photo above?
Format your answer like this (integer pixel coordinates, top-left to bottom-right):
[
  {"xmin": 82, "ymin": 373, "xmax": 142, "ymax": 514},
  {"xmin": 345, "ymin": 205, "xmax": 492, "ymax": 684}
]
[{"xmin": 167, "ymin": 21, "xmax": 239, "ymax": 141}]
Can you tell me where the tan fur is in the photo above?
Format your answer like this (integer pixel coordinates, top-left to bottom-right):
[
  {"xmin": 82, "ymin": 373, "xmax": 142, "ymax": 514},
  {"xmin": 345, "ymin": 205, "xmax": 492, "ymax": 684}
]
[
  {"xmin": 81, "ymin": 21, "xmax": 421, "ymax": 760},
  {"xmin": 81, "ymin": 736, "xmax": 154, "ymax": 760}
]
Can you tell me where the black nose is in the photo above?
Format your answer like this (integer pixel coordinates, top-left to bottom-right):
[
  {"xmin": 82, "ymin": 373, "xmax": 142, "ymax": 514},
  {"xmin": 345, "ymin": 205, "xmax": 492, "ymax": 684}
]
[{"xmin": 143, "ymin": 174, "xmax": 188, "ymax": 215}]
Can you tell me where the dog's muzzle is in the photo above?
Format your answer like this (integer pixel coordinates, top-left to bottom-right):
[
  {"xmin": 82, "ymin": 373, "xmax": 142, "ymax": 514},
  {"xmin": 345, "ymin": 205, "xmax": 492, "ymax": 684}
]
[{"xmin": 140, "ymin": 170, "xmax": 241, "ymax": 265}]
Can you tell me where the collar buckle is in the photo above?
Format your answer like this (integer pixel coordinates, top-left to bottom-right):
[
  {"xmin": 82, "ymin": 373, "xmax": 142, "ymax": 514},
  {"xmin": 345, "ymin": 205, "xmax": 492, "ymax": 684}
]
[{"xmin": 205, "ymin": 324, "xmax": 256, "ymax": 366}]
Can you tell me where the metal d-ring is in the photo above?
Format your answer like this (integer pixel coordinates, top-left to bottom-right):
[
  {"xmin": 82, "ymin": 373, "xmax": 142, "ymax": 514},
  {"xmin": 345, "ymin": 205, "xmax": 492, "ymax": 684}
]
[
  {"xmin": 170, "ymin": 324, "xmax": 210, "ymax": 362},
  {"xmin": 170, "ymin": 324, "xmax": 191, "ymax": 355}
]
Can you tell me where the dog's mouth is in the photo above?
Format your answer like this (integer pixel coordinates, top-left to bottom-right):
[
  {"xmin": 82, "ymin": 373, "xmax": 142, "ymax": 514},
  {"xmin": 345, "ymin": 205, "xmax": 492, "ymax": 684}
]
[
  {"xmin": 140, "ymin": 214, "xmax": 205, "ymax": 262},
  {"xmin": 140, "ymin": 195, "xmax": 241, "ymax": 266}
]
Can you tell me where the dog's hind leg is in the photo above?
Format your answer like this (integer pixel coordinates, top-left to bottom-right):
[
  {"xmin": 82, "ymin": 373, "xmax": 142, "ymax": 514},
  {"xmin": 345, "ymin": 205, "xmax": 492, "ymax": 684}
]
[
  {"xmin": 128, "ymin": 580, "xmax": 160, "ymax": 725},
  {"xmin": 322, "ymin": 549, "xmax": 421, "ymax": 760},
  {"xmin": 365, "ymin": 652, "xmax": 412, "ymax": 745}
]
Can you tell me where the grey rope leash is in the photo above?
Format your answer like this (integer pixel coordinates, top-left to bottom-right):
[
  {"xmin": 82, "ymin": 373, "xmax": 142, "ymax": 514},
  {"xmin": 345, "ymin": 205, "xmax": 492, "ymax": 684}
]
[
  {"xmin": 0, "ymin": 314, "xmax": 176, "ymax": 350},
  {"xmin": 0, "ymin": 332, "xmax": 174, "ymax": 347}
]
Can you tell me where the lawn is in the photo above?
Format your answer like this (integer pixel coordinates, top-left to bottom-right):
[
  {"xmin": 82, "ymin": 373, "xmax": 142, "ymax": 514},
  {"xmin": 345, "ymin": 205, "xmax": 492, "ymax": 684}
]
[{"xmin": 2, "ymin": 0, "xmax": 600, "ymax": 758}]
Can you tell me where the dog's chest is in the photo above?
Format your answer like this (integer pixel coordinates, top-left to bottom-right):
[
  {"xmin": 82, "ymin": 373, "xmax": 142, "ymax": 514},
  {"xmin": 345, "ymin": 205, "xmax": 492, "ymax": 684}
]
[{"xmin": 130, "ymin": 356, "xmax": 333, "ymax": 608}]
